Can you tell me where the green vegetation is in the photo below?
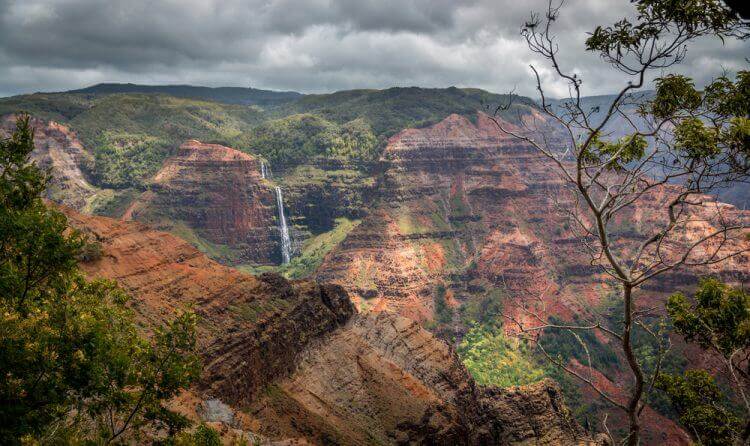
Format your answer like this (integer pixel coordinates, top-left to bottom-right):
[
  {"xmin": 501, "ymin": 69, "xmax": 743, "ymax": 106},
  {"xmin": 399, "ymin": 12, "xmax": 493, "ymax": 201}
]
[
  {"xmin": 179, "ymin": 424, "xmax": 222, "ymax": 446},
  {"xmin": 91, "ymin": 132, "xmax": 171, "ymax": 188},
  {"xmin": 458, "ymin": 324, "xmax": 546, "ymax": 387},
  {"xmin": 238, "ymin": 113, "xmax": 378, "ymax": 165},
  {"xmin": 69, "ymin": 82, "xmax": 302, "ymax": 107},
  {"xmin": 68, "ymin": 94, "xmax": 263, "ymax": 145},
  {"xmin": 279, "ymin": 217, "xmax": 360, "ymax": 279},
  {"xmin": 657, "ymin": 279, "xmax": 750, "ymax": 445},
  {"xmin": 280, "ymin": 165, "xmax": 374, "ymax": 188},
  {"xmin": 459, "ymin": 285, "xmax": 504, "ymax": 326},
  {"xmin": 539, "ymin": 316, "xmax": 619, "ymax": 375},
  {"xmin": 0, "ymin": 93, "xmax": 265, "ymax": 191},
  {"xmin": 85, "ymin": 188, "xmax": 141, "ymax": 217},
  {"xmin": 230, "ymin": 298, "xmax": 292, "ymax": 323},
  {"xmin": 0, "ymin": 116, "xmax": 200, "ymax": 444},
  {"xmin": 169, "ymin": 221, "xmax": 244, "ymax": 263},
  {"xmin": 233, "ymin": 218, "xmax": 360, "ymax": 279},
  {"xmin": 433, "ymin": 285, "xmax": 453, "ymax": 325},
  {"xmin": 272, "ymin": 86, "xmax": 535, "ymax": 139},
  {"xmin": 657, "ymin": 370, "xmax": 740, "ymax": 446}
]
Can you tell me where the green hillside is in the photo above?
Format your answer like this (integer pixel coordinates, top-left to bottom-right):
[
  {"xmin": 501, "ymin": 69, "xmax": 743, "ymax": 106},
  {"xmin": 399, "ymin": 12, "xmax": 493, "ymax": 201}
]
[
  {"xmin": 0, "ymin": 93, "xmax": 265, "ymax": 188},
  {"xmin": 0, "ymin": 86, "xmax": 538, "ymax": 188},
  {"xmin": 67, "ymin": 83, "xmax": 303, "ymax": 107},
  {"xmin": 270, "ymin": 86, "xmax": 535, "ymax": 138}
]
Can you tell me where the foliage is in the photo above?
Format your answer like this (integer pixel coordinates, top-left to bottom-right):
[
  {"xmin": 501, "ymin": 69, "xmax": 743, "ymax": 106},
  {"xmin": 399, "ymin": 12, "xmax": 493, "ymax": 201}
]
[
  {"xmin": 86, "ymin": 188, "xmax": 141, "ymax": 218},
  {"xmin": 667, "ymin": 278, "xmax": 750, "ymax": 356},
  {"xmin": 539, "ymin": 317, "xmax": 619, "ymax": 373},
  {"xmin": 650, "ymin": 75, "xmax": 702, "ymax": 119},
  {"xmin": 326, "ymin": 118, "xmax": 379, "ymax": 160},
  {"xmin": 660, "ymin": 279, "xmax": 750, "ymax": 444},
  {"xmin": 458, "ymin": 324, "xmax": 546, "ymax": 388},
  {"xmin": 77, "ymin": 239, "xmax": 103, "ymax": 263},
  {"xmin": 70, "ymin": 83, "xmax": 302, "ymax": 107},
  {"xmin": 171, "ymin": 423, "xmax": 222, "ymax": 446},
  {"xmin": 582, "ymin": 132, "xmax": 648, "ymax": 171},
  {"xmin": 0, "ymin": 86, "xmax": 540, "ymax": 188},
  {"xmin": 270, "ymin": 87, "xmax": 535, "ymax": 140},
  {"xmin": 433, "ymin": 285, "xmax": 453, "ymax": 326},
  {"xmin": 241, "ymin": 113, "xmax": 378, "ymax": 165},
  {"xmin": 0, "ymin": 116, "xmax": 200, "ymax": 444},
  {"xmin": 278, "ymin": 217, "xmax": 361, "ymax": 279},
  {"xmin": 91, "ymin": 132, "xmax": 171, "ymax": 188},
  {"xmin": 586, "ymin": 0, "xmax": 741, "ymax": 56},
  {"xmin": 1, "ymin": 93, "xmax": 264, "ymax": 190},
  {"xmin": 656, "ymin": 370, "xmax": 741, "ymax": 446},
  {"xmin": 459, "ymin": 286, "xmax": 504, "ymax": 326},
  {"xmin": 189, "ymin": 424, "xmax": 222, "ymax": 446}
]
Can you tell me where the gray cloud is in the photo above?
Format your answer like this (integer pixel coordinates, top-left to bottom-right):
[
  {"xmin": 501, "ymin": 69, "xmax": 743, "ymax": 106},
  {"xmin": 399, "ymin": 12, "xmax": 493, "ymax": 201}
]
[{"xmin": 0, "ymin": 0, "xmax": 747, "ymax": 98}]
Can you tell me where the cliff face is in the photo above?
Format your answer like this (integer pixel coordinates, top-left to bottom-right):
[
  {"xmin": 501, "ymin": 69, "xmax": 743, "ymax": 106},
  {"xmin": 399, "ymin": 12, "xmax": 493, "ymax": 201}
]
[
  {"xmin": 251, "ymin": 311, "xmax": 593, "ymax": 445},
  {"xmin": 319, "ymin": 112, "xmax": 750, "ymax": 323},
  {"xmin": 317, "ymin": 113, "xmax": 577, "ymax": 321},
  {"xmin": 124, "ymin": 140, "xmax": 281, "ymax": 264},
  {"xmin": 1, "ymin": 114, "xmax": 97, "ymax": 210},
  {"xmin": 316, "ymin": 112, "xmax": 749, "ymax": 444},
  {"xmin": 65, "ymin": 208, "xmax": 595, "ymax": 445}
]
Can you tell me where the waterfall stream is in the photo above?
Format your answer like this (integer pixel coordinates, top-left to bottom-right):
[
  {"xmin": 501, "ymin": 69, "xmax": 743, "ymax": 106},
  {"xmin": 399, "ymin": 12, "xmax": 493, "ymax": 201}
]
[
  {"xmin": 274, "ymin": 186, "xmax": 292, "ymax": 264},
  {"xmin": 261, "ymin": 162, "xmax": 267, "ymax": 179}
]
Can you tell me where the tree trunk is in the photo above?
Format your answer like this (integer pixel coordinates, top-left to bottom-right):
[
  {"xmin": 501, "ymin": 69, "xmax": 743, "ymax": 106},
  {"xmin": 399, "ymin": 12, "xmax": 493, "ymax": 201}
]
[{"xmin": 622, "ymin": 284, "xmax": 644, "ymax": 446}]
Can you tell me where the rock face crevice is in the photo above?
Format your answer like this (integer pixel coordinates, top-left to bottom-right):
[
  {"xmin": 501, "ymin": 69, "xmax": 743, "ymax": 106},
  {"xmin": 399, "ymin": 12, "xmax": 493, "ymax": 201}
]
[{"xmin": 64, "ymin": 208, "xmax": 594, "ymax": 445}]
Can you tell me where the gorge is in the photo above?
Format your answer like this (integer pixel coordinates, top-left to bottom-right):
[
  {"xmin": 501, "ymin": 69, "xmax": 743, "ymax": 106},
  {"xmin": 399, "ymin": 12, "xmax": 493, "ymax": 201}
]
[{"xmin": 1, "ymin": 83, "xmax": 748, "ymax": 445}]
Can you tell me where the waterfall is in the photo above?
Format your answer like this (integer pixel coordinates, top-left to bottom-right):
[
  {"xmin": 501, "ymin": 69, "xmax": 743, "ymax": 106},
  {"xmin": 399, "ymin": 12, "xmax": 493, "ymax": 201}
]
[
  {"xmin": 261, "ymin": 162, "xmax": 272, "ymax": 179},
  {"xmin": 274, "ymin": 186, "xmax": 292, "ymax": 264}
]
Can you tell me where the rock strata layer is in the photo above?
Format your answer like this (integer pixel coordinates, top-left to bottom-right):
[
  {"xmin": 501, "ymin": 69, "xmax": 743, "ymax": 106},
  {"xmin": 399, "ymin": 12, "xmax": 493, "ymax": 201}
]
[
  {"xmin": 1, "ymin": 114, "xmax": 97, "ymax": 210},
  {"xmin": 65, "ymin": 207, "xmax": 596, "ymax": 445},
  {"xmin": 124, "ymin": 139, "xmax": 281, "ymax": 264}
]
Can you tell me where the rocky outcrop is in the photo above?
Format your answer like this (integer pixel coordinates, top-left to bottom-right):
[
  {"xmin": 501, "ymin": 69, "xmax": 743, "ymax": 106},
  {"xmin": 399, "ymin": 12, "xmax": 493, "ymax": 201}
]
[
  {"xmin": 124, "ymin": 140, "xmax": 281, "ymax": 264},
  {"xmin": 66, "ymin": 209, "xmax": 353, "ymax": 403},
  {"xmin": 250, "ymin": 311, "xmax": 595, "ymax": 445},
  {"xmin": 1, "ymin": 114, "xmax": 97, "ymax": 210},
  {"xmin": 64, "ymin": 208, "xmax": 595, "ymax": 445}
]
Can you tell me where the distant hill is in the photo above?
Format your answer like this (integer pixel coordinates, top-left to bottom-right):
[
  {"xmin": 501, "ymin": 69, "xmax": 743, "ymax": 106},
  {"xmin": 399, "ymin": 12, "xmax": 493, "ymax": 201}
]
[
  {"xmin": 67, "ymin": 83, "xmax": 303, "ymax": 107},
  {"xmin": 270, "ymin": 86, "xmax": 535, "ymax": 137},
  {"xmin": 0, "ymin": 85, "xmax": 540, "ymax": 197}
]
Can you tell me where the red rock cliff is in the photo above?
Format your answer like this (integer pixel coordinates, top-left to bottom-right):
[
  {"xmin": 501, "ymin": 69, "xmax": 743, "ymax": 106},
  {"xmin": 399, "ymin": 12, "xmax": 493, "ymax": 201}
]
[
  {"xmin": 64, "ymin": 207, "xmax": 597, "ymax": 445},
  {"xmin": 1, "ymin": 114, "xmax": 97, "ymax": 210},
  {"xmin": 124, "ymin": 139, "xmax": 281, "ymax": 264}
]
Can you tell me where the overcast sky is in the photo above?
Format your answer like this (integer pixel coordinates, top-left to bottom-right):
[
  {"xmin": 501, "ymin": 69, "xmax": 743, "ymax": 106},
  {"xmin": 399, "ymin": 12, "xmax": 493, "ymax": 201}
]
[{"xmin": 0, "ymin": 0, "xmax": 747, "ymax": 98}]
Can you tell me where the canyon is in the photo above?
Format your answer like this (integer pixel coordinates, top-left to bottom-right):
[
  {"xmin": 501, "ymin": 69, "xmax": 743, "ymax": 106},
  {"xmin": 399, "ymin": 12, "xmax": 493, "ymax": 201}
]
[
  {"xmin": 65, "ymin": 206, "xmax": 598, "ymax": 445},
  {"xmin": 6, "ymin": 101, "xmax": 749, "ymax": 445}
]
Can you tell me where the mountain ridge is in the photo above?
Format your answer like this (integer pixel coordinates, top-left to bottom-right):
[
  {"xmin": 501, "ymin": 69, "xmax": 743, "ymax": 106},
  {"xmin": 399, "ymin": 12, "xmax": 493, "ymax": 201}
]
[{"xmin": 66, "ymin": 82, "xmax": 303, "ymax": 107}]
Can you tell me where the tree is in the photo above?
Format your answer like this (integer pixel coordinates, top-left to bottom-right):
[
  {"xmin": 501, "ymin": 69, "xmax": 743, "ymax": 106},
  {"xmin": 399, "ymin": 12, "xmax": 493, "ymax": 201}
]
[
  {"xmin": 0, "ymin": 115, "xmax": 200, "ymax": 444},
  {"xmin": 491, "ymin": 1, "xmax": 750, "ymax": 444},
  {"xmin": 657, "ymin": 278, "xmax": 750, "ymax": 444}
]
